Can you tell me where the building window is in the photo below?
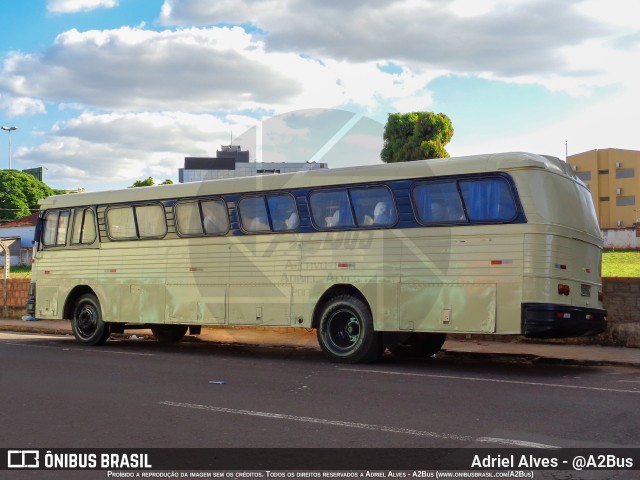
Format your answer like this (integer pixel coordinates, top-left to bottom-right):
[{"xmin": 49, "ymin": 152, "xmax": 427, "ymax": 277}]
[
  {"xmin": 599, "ymin": 197, "xmax": 610, "ymax": 202},
  {"xmin": 615, "ymin": 168, "xmax": 635, "ymax": 179},
  {"xmin": 598, "ymin": 170, "xmax": 609, "ymax": 174},
  {"xmin": 616, "ymin": 196, "xmax": 636, "ymax": 207},
  {"xmin": 576, "ymin": 171, "xmax": 592, "ymax": 181}
]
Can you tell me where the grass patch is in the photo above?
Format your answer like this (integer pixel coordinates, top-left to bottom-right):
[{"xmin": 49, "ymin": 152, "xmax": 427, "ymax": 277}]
[
  {"xmin": 7, "ymin": 265, "xmax": 32, "ymax": 279},
  {"xmin": 602, "ymin": 251, "xmax": 640, "ymax": 277}
]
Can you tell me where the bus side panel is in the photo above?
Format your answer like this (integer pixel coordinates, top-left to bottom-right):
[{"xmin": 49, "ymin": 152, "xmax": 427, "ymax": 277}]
[
  {"xmin": 227, "ymin": 235, "xmax": 300, "ymax": 326},
  {"xmin": 399, "ymin": 230, "xmax": 524, "ymax": 333},
  {"xmin": 120, "ymin": 284, "xmax": 165, "ymax": 324},
  {"xmin": 166, "ymin": 284, "xmax": 227, "ymax": 324},
  {"xmin": 301, "ymin": 231, "xmax": 403, "ymax": 330},
  {"xmin": 34, "ymin": 285, "xmax": 59, "ymax": 318},
  {"xmin": 228, "ymin": 284, "xmax": 292, "ymax": 326},
  {"xmin": 399, "ymin": 283, "xmax": 496, "ymax": 333}
]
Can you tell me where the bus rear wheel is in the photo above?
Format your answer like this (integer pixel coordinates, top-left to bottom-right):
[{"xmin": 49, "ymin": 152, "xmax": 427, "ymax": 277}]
[
  {"xmin": 151, "ymin": 325, "xmax": 188, "ymax": 343},
  {"xmin": 317, "ymin": 295, "xmax": 381, "ymax": 363},
  {"xmin": 71, "ymin": 293, "xmax": 110, "ymax": 346},
  {"xmin": 390, "ymin": 333, "xmax": 447, "ymax": 358}
]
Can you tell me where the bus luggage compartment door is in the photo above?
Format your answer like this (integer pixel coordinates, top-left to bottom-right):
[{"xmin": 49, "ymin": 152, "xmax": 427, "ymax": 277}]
[{"xmin": 399, "ymin": 283, "xmax": 496, "ymax": 333}]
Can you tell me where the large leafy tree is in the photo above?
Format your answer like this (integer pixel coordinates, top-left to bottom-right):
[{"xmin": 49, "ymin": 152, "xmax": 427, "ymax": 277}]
[
  {"xmin": 381, "ymin": 112, "xmax": 454, "ymax": 163},
  {"xmin": 0, "ymin": 170, "xmax": 55, "ymax": 221}
]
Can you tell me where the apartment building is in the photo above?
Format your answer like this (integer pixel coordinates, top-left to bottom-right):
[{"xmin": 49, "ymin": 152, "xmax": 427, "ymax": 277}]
[{"xmin": 567, "ymin": 148, "xmax": 639, "ymax": 229}]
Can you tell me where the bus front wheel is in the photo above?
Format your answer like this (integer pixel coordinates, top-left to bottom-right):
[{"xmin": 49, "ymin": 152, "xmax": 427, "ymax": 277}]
[
  {"xmin": 151, "ymin": 325, "xmax": 188, "ymax": 343},
  {"xmin": 317, "ymin": 295, "xmax": 381, "ymax": 363},
  {"xmin": 71, "ymin": 293, "xmax": 110, "ymax": 346}
]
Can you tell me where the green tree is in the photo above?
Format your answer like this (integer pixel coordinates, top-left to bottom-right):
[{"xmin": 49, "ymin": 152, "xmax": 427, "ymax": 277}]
[
  {"xmin": 130, "ymin": 177, "xmax": 174, "ymax": 187},
  {"xmin": 130, "ymin": 176, "xmax": 155, "ymax": 188},
  {"xmin": 381, "ymin": 112, "xmax": 454, "ymax": 163},
  {"xmin": 0, "ymin": 170, "xmax": 56, "ymax": 221}
]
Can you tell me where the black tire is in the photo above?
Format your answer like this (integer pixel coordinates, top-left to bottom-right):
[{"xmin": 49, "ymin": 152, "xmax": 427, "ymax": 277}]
[
  {"xmin": 71, "ymin": 293, "xmax": 110, "ymax": 346},
  {"xmin": 316, "ymin": 295, "xmax": 381, "ymax": 363},
  {"xmin": 391, "ymin": 333, "xmax": 447, "ymax": 358},
  {"xmin": 151, "ymin": 325, "xmax": 189, "ymax": 343}
]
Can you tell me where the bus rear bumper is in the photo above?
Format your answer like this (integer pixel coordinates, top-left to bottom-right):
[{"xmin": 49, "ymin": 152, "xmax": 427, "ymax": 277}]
[{"xmin": 522, "ymin": 303, "xmax": 607, "ymax": 338}]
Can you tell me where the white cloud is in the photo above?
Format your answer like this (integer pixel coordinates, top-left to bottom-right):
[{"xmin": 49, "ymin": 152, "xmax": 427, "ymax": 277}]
[
  {"xmin": 0, "ymin": 26, "xmax": 432, "ymax": 116},
  {"xmin": 0, "ymin": 94, "xmax": 46, "ymax": 116},
  {"xmin": 159, "ymin": 0, "xmax": 634, "ymax": 97},
  {"xmin": 14, "ymin": 111, "xmax": 258, "ymax": 190},
  {"xmin": 47, "ymin": 0, "xmax": 119, "ymax": 13}
]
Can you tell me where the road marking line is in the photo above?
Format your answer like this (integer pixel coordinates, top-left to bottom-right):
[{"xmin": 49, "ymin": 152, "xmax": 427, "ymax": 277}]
[
  {"xmin": 159, "ymin": 401, "xmax": 557, "ymax": 449},
  {"xmin": 339, "ymin": 368, "xmax": 640, "ymax": 394},
  {"xmin": 3, "ymin": 341, "xmax": 153, "ymax": 356}
]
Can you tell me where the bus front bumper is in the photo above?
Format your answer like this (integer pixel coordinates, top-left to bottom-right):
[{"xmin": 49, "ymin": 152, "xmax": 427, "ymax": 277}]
[{"xmin": 522, "ymin": 303, "xmax": 607, "ymax": 338}]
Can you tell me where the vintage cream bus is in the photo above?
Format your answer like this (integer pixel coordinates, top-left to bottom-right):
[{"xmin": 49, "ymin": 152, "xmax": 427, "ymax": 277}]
[{"xmin": 26, "ymin": 152, "xmax": 607, "ymax": 363}]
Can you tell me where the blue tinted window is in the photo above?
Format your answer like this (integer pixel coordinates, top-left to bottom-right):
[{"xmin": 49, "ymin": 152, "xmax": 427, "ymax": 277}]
[
  {"xmin": 350, "ymin": 187, "xmax": 397, "ymax": 227},
  {"xmin": 412, "ymin": 181, "xmax": 466, "ymax": 224},
  {"xmin": 239, "ymin": 197, "xmax": 270, "ymax": 232},
  {"xmin": 267, "ymin": 195, "xmax": 299, "ymax": 231},
  {"xmin": 459, "ymin": 178, "xmax": 516, "ymax": 222},
  {"xmin": 309, "ymin": 190, "xmax": 355, "ymax": 229}
]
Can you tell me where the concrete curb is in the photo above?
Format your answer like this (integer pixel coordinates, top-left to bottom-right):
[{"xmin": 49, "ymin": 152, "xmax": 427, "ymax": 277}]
[{"xmin": 2, "ymin": 320, "xmax": 639, "ymax": 368}]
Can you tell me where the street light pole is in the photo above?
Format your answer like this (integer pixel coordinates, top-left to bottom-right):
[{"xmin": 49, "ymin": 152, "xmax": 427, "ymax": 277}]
[{"xmin": 1, "ymin": 126, "xmax": 18, "ymax": 169}]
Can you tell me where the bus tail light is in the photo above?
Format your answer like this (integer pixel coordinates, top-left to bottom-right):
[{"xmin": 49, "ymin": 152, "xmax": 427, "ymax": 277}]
[
  {"xmin": 556, "ymin": 312, "xmax": 571, "ymax": 319},
  {"xmin": 558, "ymin": 284, "xmax": 570, "ymax": 296}
]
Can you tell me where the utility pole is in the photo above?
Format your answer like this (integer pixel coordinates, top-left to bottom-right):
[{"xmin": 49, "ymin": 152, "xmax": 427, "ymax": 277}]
[{"xmin": 1, "ymin": 126, "xmax": 18, "ymax": 169}]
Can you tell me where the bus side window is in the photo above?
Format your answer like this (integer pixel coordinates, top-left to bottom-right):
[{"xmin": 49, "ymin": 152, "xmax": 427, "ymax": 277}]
[
  {"xmin": 309, "ymin": 190, "xmax": 355, "ymax": 229},
  {"xmin": 412, "ymin": 181, "xmax": 466, "ymax": 224},
  {"xmin": 70, "ymin": 208, "xmax": 96, "ymax": 245},
  {"xmin": 136, "ymin": 204, "xmax": 167, "ymax": 238},
  {"xmin": 42, "ymin": 209, "xmax": 71, "ymax": 246},
  {"xmin": 239, "ymin": 196, "xmax": 270, "ymax": 233},
  {"xmin": 459, "ymin": 178, "xmax": 517, "ymax": 222},
  {"xmin": 266, "ymin": 195, "xmax": 298, "ymax": 232},
  {"xmin": 201, "ymin": 199, "xmax": 229, "ymax": 234},
  {"xmin": 175, "ymin": 201, "xmax": 203, "ymax": 235},
  {"xmin": 176, "ymin": 198, "xmax": 230, "ymax": 236},
  {"xmin": 350, "ymin": 187, "xmax": 396, "ymax": 227},
  {"xmin": 106, "ymin": 206, "xmax": 137, "ymax": 239}
]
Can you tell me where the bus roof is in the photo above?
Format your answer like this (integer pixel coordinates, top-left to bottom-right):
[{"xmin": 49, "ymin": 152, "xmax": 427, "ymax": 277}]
[{"xmin": 39, "ymin": 152, "xmax": 573, "ymax": 209}]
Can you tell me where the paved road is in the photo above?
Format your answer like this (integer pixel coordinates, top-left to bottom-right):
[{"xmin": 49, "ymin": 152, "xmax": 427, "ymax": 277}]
[{"xmin": 2, "ymin": 331, "xmax": 639, "ymax": 453}]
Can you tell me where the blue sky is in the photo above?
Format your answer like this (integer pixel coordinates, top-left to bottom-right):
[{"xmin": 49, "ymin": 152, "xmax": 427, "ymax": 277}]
[{"xmin": 0, "ymin": 0, "xmax": 639, "ymax": 191}]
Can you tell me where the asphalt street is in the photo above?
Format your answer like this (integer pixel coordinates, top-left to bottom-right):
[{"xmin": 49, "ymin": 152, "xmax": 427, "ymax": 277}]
[{"xmin": 2, "ymin": 331, "xmax": 639, "ymax": 453}]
